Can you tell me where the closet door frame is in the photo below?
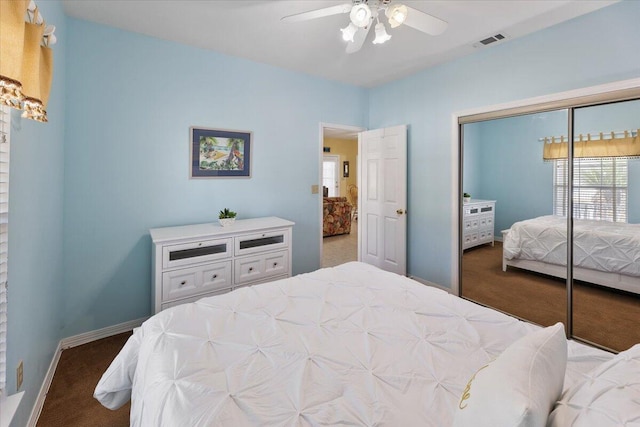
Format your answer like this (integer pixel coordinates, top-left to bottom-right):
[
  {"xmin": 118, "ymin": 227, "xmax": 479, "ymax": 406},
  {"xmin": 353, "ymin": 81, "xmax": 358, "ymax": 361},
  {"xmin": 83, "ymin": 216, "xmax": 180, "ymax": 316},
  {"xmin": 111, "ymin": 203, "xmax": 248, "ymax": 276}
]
[{"xmin": 453, "ymin": 77, "xmax": 640, "ymax": 341}]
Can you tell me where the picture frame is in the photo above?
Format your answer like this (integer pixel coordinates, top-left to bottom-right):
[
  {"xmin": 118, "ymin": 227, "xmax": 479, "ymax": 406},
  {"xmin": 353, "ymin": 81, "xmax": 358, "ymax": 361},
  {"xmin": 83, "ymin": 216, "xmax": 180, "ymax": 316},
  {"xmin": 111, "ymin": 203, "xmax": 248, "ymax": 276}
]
[
  {"xmin": 343, "ymin": 161, "xmax": 349, "ymax": 178},
  {"xmin": 190, "ymin": 127, "xmax": 252, "ymax": 178}
]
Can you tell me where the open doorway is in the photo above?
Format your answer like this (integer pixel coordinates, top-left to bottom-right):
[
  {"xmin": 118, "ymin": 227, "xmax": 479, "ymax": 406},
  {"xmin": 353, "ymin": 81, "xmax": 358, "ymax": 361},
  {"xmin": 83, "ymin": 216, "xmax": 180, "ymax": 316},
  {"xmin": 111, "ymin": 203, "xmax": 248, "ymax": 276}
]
[{"xmin": 320, "ymin": 124, "xmax": 363, "ymax": 268}]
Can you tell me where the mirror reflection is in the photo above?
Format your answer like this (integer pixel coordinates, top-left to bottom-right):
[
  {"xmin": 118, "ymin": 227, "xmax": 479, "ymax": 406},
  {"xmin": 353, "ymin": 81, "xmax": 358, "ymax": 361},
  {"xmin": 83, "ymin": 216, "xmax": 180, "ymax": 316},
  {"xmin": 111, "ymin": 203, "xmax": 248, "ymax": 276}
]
[
  {"xmin": 572, "ymin": 99, "xmax": 640, "ymax": 351},
  {"xmin": 461, "ymin": 110, "xmax": 568, "ymax": 328},
  {"xmin": 461, "ymin": 101, "xmax": 640, "ymax": 352}
]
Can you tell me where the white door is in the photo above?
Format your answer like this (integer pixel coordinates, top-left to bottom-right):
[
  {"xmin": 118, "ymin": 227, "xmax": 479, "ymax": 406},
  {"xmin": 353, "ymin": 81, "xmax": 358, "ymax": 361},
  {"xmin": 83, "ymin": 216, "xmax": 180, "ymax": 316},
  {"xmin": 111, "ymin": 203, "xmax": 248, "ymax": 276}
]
[
  {"xmin": 359, "ymin": 125, "xmax": 407, "ymax": 275},
  {"xmin": 322, "ymin": 155, "xmax": 340, "ymax": 197}
]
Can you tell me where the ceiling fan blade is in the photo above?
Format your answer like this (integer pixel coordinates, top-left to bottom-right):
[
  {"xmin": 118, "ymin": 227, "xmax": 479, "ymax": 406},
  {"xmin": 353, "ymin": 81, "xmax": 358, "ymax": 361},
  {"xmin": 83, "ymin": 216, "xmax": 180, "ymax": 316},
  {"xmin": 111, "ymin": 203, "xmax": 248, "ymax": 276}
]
[
  {"xmin": 346, "ymin": 23, "xmax": 372, "ymax": 54},
  {"xmin": 281, "ymin": 3, "xmax": 352, "ymax": 23},
  {"xmin": 403, "ymin": 5, "xmax": 448, "ymax": 36}
]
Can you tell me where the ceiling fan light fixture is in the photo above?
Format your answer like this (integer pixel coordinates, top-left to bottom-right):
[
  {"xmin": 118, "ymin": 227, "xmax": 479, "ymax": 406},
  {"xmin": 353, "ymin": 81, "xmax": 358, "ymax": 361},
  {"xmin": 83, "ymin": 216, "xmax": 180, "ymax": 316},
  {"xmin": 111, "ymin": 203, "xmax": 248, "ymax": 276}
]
[
  {"xmin": 372, "ymin": 22, "xmax": 391, "ymax": 44},
  {"xmin": 386, "ymin": 4, "xmax": 408, "ymax": 28},
  {"xmin": 340, "ymin": 22, "xmax": 358, "ymax": 42},
  {"xmin": 350, "ymin": 3, "xmax": 372, "ymax": 28}
]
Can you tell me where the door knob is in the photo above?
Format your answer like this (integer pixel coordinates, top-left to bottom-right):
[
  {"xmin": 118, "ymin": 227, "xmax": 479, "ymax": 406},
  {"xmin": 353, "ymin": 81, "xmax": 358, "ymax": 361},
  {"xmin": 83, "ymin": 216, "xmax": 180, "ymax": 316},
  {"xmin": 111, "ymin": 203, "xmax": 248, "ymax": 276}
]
[{"xmin": 396, "ymin": 209, "xmax": 406, "ymax": 215}]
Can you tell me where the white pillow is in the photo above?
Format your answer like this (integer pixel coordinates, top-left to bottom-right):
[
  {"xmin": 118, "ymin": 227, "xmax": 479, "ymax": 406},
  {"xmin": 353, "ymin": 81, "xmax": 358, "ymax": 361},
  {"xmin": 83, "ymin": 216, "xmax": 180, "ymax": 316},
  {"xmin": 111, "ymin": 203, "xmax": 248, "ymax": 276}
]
[
  {"xmin": 547, "ymin": 343, "xmax": 640, "ymax": 427},
  {"xmin": 453, "ymin": 322, "xmax": 567, "ymax": 427}
]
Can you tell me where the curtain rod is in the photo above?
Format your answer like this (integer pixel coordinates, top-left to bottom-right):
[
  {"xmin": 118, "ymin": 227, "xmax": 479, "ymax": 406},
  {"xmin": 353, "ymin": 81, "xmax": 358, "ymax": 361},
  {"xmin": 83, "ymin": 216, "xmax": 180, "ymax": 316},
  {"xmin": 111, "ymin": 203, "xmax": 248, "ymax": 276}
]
[{"xmin": 538, "ymin": 129, "xmax": 639, "ymax": 142}]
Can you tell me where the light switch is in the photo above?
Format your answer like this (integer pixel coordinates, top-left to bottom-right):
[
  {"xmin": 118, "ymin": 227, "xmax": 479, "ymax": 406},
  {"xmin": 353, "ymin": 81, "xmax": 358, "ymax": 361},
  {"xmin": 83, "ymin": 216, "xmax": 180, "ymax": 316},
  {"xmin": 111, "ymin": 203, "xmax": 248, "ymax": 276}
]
[{"xmin": 311, "ymin": 185, "xmax": 319, "ymax": 194}]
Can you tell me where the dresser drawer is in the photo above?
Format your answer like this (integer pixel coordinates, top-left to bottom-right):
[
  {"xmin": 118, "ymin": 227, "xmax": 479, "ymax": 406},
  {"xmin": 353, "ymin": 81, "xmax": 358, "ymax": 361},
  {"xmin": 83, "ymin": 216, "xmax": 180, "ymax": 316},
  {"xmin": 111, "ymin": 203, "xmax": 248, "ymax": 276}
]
[
  {"xmin": 463, "ymin": 232, "xmax": 479, "ymax": 249},
  {"xmin": 479, "ymin": 230, "xmax": 494, "ymax": 243},
  {"xmin": 160, "ymin": 287, "xmax": 232, "ymax": 311},
  {"xmin": 162, "ymin": 260, "xmax": 232, "ymax": 301},
  {"xmin": 163, "ymin": 238, "xmax": 232, "ymax": 269},
  {"xmin": 464, "ymin": 219, "xmax": 479, "ymax": 231},
  {"xmin": 235, "ymin": 229, "xmax": 289, "ymax": 256},
  {"xmin": 235, "ymin": 250, "xmax": 289, "ymax": 285},
  {"xmin": 478, "ymin": 215, "xmax": 493, "ymax": 230}
]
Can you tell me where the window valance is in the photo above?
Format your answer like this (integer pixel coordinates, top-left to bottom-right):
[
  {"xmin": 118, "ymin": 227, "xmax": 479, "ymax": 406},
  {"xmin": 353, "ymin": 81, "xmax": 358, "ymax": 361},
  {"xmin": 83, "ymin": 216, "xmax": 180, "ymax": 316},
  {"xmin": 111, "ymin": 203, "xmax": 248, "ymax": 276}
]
[
  {"xmin": 0, "ymin": 0, "xmax": 56, "ymax": 122},
  {"xmin": 543, "ymin": 130, "xmax": 640, "ymax": 160}
]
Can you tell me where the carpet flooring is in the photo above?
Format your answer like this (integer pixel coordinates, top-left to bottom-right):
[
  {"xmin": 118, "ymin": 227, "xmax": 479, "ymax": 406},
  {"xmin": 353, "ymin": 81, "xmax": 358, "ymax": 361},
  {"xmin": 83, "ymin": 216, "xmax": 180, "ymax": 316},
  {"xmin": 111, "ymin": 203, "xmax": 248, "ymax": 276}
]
[
  {"xmin": 37, "ymin": 332, "xmax": 132, "ymax": 426},
  {"xmin": 462, "ymin": 241, "xmax": 640, "ymax": 352}
]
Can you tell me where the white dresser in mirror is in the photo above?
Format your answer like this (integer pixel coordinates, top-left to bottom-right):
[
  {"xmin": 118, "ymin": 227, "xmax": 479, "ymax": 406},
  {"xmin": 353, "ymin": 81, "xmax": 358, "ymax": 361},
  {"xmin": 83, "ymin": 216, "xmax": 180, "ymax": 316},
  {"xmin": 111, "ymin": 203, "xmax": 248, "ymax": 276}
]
[{"xmin": 462, "ymin": 200, "xmax": 496, "ymax": 250}]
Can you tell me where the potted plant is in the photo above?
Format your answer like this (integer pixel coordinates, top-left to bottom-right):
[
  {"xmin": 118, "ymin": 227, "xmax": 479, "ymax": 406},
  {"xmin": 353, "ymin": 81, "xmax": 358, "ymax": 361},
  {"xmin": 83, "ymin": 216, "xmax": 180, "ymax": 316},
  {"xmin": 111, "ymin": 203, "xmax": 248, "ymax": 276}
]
[
  {"xmin": 463, "ymin": 193, "xmax": 471, "ymax": 203},
  {"xmin": 218, "ymin": 208, "xmax": 237, "ymax": 227}
]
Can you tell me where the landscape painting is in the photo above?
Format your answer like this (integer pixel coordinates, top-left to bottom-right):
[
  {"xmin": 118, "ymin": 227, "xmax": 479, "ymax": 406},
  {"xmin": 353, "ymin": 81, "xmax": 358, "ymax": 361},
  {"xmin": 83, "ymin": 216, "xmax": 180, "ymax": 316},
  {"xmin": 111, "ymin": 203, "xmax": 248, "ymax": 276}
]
[{"xmin": 190, "ymin": 127, "xmax": 252, "ymax": 178}]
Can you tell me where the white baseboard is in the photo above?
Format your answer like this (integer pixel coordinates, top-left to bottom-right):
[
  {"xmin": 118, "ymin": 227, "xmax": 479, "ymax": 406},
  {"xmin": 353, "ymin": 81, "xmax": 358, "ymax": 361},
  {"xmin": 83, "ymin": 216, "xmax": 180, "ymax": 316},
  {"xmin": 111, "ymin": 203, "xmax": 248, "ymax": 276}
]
[
  {"xmin": 60, "ymin": 317, "xmax": 148, "ymax": 350},
  {"xmin": 409, "ymin": 275, "xmax": 454, "ymax": 294},
  {"xmin": 27, "ymin": 341, "xmax": 61, "ymax": 427},
  {"xmin": 28, "ymin": 316, "xmax": 148, "ymax": 427}
]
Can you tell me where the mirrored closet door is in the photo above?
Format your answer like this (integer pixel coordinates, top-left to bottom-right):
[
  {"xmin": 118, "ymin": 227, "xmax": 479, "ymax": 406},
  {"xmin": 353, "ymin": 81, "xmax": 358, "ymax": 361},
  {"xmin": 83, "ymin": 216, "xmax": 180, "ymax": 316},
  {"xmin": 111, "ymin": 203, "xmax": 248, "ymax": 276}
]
[
  {"xmin": 571, "ymin": 99, "xmax": 640, "ymax": 351},
  {"xmin": 460, "ymin": 109, "xmax": 568, "ymax": 328},
  {"xmin": 459, "ymin": 91, "xmax": 640, "ymax": 352}
]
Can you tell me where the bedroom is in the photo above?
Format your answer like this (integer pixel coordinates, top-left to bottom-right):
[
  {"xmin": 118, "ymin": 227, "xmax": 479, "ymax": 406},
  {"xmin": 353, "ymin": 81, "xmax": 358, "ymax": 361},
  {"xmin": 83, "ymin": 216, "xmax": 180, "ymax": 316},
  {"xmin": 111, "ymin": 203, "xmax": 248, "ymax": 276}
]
[{"xmin": 2, "ymin": 0, "xmax": 640, "ymax": 426}]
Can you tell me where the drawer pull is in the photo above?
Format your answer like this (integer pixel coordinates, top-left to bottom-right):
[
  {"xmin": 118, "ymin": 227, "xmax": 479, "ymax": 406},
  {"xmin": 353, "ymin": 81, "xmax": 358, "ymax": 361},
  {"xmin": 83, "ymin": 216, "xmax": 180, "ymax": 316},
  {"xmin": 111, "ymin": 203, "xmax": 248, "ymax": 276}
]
[
  {"xmin": 180, "ymin": 280, "xmax": 187, "ymax": 286},
  {"xmin": 273, "ymin": 262, "xmax": 278, "ymax": 267},
  {"xmin": 248, "ymin": 267, "xmax": 253, "ymax": 272},
  {"xmin": 212, "ymin": 274, "xmax": 217, "ymax": 279}
]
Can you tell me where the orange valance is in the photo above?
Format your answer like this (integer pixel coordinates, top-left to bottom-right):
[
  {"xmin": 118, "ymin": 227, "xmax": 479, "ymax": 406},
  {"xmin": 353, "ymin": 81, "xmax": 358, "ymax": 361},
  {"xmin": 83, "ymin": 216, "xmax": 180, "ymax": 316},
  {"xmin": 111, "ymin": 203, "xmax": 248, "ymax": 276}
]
[
  {"xmin": 543, "ymin": 130, "xmax": 640, "ymax": 160},
  {"xmin": 0, "ymin": 0, "xmax": 55, "ymax": 122}
]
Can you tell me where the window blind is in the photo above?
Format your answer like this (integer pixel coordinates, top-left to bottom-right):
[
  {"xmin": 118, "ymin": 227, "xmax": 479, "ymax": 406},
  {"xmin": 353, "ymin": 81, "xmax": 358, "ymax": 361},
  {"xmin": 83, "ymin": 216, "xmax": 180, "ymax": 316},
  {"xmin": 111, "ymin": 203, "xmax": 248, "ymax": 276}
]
[
  {"xmin": 553, "ymin": 157, "xmax": 628, "ymax": 222},
  {"xmin": 0, "ymin": 105, "xmax": 9, "ymax": 394}
]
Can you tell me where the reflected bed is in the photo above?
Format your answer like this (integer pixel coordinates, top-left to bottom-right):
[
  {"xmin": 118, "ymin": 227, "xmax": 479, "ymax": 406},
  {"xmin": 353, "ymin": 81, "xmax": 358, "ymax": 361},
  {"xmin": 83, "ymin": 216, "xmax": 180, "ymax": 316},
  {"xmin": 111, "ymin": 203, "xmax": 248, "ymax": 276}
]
[{"xmin": 502, "ymin": 215, "xmax": 640, "ymax": 294}]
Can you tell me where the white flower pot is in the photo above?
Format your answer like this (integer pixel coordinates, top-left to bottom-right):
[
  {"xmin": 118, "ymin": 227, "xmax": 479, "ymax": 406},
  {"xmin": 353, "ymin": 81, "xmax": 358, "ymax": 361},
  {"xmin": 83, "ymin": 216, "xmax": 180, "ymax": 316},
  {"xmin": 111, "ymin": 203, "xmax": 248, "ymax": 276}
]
[
  {"xmin": 463, "ymin": 197, "xmax": 471, "ymax": 203},
  {"xmin": 219, "ymin": 217, "xmax": 236, "ymax": 227}
]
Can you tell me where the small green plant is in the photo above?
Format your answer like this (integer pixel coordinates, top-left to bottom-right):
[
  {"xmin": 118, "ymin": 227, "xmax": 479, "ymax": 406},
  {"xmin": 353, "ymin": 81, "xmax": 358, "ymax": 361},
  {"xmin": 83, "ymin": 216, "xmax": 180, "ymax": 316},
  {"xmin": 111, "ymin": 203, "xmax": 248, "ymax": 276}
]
[
  {"xmin": 218, "ymin": 208, "xmax": 237, "ymax": 219},
  {"xmin": 463, "ymin": 193, "xmax": 471, "ymax": 198}
]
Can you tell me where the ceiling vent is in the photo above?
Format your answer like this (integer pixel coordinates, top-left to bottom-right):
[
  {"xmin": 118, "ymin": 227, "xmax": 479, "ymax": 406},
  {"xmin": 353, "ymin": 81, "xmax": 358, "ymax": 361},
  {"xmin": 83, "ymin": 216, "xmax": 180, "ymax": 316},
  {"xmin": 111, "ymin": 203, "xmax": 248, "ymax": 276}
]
[{"xmin": 473, "ymin": 33, "xmax": 507, "ymax": 48}]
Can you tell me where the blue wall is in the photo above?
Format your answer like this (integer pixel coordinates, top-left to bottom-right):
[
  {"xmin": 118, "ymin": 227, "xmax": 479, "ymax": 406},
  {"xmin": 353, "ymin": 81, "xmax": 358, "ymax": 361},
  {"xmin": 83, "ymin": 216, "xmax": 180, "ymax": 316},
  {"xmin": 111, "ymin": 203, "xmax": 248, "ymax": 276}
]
[
  {"xmin": 62, "ymin": 18, "xmax": 368, "ymax": 337},
  {"xmin": 464, "ymin": 110, "xmax": 566, "ymax": 233},
  {"xmin": 6, "ymin": 2, "xmax": 66, "ymax": 426},
  {"xmin": 369, "ymin": 0, "xmax": 640, "ymax": 287}
]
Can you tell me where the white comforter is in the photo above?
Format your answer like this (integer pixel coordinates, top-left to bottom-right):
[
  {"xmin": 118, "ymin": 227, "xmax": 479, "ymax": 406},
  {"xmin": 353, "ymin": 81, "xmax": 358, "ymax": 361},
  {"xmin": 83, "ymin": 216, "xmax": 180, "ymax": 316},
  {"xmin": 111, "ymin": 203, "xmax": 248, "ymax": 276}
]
[
  {"xmin": 503, "ymin": 215, "xmax": 640, "ymax": 277},
  {"xmin": 95, "ymin": 262, "xmax": 611, "ymax": 426}
]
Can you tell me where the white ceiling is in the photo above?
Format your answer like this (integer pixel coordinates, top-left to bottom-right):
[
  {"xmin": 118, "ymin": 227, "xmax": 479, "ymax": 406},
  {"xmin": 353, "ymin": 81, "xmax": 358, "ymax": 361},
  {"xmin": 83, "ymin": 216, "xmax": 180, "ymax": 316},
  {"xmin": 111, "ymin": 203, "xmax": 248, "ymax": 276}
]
[{"xmin": 61, "ymin": 0, "xmax": 617, "ymax": 88}]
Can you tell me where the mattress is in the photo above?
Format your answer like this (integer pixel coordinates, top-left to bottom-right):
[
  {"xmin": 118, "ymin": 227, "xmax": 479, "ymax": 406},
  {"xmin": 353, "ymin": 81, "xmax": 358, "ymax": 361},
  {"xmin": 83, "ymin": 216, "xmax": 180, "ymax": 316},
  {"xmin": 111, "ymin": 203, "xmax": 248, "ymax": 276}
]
[
  {"xmin": 95, "ymin": 262, "xmax": 612, "ymax": 426},
  {"xmin": 503, "ymin": 215, "xmax": 640, "ymax": 277}
]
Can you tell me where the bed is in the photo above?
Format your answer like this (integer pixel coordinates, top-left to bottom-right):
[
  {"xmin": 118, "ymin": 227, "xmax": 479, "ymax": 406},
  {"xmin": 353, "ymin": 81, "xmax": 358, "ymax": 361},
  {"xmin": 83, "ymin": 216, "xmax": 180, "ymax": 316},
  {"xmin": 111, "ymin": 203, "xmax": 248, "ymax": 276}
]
[
  {"xmin": 94, "ymin": 262, "xmax": 640, "ymax": 426},
  {"xmin": 502, "ymin": 215, "xmax": 640, "ymax": 294}
]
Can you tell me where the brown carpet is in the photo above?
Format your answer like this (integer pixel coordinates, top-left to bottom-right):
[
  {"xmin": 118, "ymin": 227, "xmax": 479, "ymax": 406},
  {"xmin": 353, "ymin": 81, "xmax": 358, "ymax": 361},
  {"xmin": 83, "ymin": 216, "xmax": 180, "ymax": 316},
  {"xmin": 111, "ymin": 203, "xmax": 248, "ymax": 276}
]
[
  {"xmin": 37, "ymin": 332, "xmax": 132, "ymax": 427},
  {"xmin": 462, "ymin": 242, "xmax": 640, "ymax": 352}
]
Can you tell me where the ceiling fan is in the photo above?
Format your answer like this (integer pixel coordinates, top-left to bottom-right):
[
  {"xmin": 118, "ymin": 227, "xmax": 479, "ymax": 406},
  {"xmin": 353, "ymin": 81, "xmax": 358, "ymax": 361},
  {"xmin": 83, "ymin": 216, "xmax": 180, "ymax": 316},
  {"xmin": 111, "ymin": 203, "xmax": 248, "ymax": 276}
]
[{"xmin": 281, "ymin": 0, "xmax": 448, "ymax": 54}]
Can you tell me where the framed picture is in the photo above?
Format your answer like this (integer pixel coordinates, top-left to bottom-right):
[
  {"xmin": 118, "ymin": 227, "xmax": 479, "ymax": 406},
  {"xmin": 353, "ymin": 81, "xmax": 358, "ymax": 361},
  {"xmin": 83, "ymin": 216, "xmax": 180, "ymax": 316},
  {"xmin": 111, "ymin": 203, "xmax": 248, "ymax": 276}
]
[
  {"xmin": 343, "ymin": 161, "xmax": 349, "ymax": 177},
  {"xmin": 190, "ymin": 127, "xmax": 252, "ymax": 178}
]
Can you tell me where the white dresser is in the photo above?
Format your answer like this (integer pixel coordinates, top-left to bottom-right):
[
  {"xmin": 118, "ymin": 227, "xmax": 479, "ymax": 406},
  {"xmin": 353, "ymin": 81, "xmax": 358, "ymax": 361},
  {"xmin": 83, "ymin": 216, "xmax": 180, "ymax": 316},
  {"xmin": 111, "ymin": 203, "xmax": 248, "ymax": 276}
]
[
  {"xmin": 462, "ymin": 199, "xmax": 496, "ymax": 250},
  {"xmin": 150, "ymin": 216, "xmax": 294, "ymax": 313}
]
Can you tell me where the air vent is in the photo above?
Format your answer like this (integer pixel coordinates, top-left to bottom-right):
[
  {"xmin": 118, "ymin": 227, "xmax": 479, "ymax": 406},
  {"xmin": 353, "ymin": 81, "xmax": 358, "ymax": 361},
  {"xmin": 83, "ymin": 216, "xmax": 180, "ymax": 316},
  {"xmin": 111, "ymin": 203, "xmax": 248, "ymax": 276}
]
[{"xmin": 473, "ymin": 33, "xmax": 507, "ymax": 48}]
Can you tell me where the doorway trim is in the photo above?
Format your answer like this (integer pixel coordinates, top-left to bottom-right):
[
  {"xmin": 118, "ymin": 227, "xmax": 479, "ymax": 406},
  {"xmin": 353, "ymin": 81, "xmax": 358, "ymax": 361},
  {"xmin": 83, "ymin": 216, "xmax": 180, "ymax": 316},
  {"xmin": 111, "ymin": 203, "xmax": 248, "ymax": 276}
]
[
  {"xmin": 450, "ymin": 76, "xmax": 640, "ymax": 296},
  {"xmin": 319, "ymin": 122, "xmax": 366, "ymax": 268}
]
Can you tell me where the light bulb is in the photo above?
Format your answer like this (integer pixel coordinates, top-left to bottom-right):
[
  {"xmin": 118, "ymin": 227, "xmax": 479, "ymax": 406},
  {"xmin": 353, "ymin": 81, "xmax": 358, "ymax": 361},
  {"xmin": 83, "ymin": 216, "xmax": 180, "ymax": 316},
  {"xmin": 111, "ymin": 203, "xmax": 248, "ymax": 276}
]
[
  {"xmin": 386, "ymin": 4, "xmax": 408, "ymax": 28},
  {"xmin": 341, "ymin": 23, "xmax": 358, "ymax": 42},
  {"xmin": 372, "ymin": 22, "xmax": 391, "ymax": 44},
  {"xmin": 350, "ymin": 4, "xmax": 372, "ymax": 28}
]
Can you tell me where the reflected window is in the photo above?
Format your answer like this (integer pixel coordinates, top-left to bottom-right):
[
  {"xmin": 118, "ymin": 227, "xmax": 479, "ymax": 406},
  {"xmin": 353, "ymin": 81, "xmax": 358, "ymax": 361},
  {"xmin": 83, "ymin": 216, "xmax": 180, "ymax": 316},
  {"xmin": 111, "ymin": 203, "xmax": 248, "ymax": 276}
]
[{"xmin": 553, "ymin": 158, "xmax": 628, "ymax": 222}]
